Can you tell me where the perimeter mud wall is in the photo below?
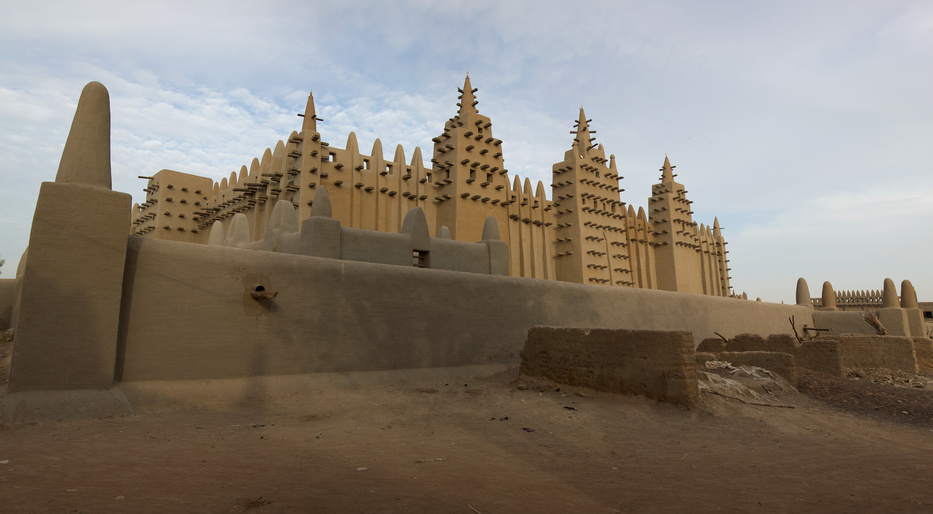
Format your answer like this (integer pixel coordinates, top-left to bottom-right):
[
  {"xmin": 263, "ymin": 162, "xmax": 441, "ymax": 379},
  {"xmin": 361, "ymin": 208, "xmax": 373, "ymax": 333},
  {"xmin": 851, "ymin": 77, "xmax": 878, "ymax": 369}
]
[
  {"xmin": 0, "ymin": 279, "xmax": 14, "ymax": 330},
  {"xmin": 114, "ymin": 236, "xmax": 812, "ymax": 384}
]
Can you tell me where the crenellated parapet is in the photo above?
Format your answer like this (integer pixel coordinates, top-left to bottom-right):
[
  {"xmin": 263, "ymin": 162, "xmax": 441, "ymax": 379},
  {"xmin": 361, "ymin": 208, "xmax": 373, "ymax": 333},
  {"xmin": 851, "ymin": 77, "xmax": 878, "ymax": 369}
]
[{"xmin": 129, "ymin": 75, "xmax": 733, "ymax": 296}]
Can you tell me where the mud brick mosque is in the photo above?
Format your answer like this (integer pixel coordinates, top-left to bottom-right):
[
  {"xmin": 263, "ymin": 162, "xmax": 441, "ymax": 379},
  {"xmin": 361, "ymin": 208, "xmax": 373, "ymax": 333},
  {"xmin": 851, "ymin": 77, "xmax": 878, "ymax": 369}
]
[
  {"xmin": 132, "ymin": 75, "xmax": 732, "ymax": 296},
  {"xmin": 1, "ymin": 79, "xmax": 927, "ymax": 419}
]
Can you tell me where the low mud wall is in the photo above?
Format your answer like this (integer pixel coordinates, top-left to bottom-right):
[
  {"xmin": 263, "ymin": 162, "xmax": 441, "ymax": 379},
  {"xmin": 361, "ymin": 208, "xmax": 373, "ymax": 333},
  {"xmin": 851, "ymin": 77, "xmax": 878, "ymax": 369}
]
[
  {"xmin": 113, "ymin": 237, "xmax": 811, "ymax": 384},
  {"xmin": 0, "ymin": 279, "xmax": 14, "ymax": 330},
  {"xmin": 519, "ymin": 327, "xmax": 699, "ymax": 408},
  {"xmin": 831, "ymin": 335, "xmax": 918, "ymax": 374},
  {"xmin": 704, "ymin": 333, "xmax": 920, "ymax": 377}
]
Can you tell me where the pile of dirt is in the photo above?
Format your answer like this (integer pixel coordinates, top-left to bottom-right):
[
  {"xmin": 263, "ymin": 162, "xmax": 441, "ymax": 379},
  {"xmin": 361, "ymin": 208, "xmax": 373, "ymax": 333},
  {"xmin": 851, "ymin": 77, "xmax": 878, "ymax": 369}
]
[
  {"xmin": 844, "ymin": 367, "xmax": 932, "ymax": 388},
  {"xmin": 697, "ymin": 361, "xmax": 796, "ymax": 407},
  {"xmin": 797, "ymin": 367, "xmax": 933, "ymax": 428}
]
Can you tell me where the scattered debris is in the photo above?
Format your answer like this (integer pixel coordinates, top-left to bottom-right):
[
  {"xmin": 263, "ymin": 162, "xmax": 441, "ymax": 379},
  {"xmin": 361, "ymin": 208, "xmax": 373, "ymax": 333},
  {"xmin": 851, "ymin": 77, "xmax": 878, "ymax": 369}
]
[
  {"xmin": 563, "ymin": 406, "xmax": 576, "ymax": 411},
  {"xmin": 862, "ymin": 312, "xmax": 891, "ymax": 336},
  {"xmin": 698, "ymin": 365, "xmax": 796, "ymax": 408},
  {"xmin": 522, "ymin": 428, "xmax": 535, "ymax": 432},
  {"xmin": 845, "ymin": 368, "xmax": 932, "ymax": 389},
  {"xmin": 415, "ymin": 458, "xmax": 446, "ymax": 464}
]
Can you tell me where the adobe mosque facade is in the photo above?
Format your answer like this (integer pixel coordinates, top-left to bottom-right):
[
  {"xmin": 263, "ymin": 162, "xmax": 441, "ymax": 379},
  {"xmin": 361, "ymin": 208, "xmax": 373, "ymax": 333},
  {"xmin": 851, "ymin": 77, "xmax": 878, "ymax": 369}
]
[
  {"xmin": 132, "ymin": 76, "xmax": 732, "ymax": 296},
  {"xmin": 1, "ymin": 80, "xmax": 929, "ymax": 419}
]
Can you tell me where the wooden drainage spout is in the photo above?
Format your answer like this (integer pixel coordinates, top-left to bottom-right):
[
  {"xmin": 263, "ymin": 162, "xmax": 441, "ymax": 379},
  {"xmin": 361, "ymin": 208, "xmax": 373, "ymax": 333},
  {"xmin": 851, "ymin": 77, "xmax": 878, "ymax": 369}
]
[{"xmin": 250, "ymin": 285, "xmax": 278, "ymax": 300}]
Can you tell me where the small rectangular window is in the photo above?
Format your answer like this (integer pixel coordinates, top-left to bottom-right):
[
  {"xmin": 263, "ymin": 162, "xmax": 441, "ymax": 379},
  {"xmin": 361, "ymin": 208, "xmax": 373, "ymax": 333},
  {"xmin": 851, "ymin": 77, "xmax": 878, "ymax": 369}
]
[{"xmin": 412, "ymin": 250, "xmax": 429, "ymax": 268}]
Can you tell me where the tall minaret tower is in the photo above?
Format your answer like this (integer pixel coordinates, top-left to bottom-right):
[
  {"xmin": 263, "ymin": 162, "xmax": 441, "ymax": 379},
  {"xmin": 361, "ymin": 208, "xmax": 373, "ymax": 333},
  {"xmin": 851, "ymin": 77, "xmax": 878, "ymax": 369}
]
[
  {"xmin": 431, "ymin": 74, "xmax": 509, "ymax": 242},
  {"xmin": 648, "ymin": 156, "xmax": 704, "ymax": 293},
  {"xmin": 551, "ymin": 109, "xmax": 628, "ymax": 286}
]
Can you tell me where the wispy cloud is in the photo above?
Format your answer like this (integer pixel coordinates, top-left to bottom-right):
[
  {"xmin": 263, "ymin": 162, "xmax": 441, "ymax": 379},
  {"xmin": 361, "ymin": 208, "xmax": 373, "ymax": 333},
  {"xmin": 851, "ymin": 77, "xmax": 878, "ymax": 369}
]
[{"xmin": 0, "ymin": 0, "xmax": 930, "ymax": 302}]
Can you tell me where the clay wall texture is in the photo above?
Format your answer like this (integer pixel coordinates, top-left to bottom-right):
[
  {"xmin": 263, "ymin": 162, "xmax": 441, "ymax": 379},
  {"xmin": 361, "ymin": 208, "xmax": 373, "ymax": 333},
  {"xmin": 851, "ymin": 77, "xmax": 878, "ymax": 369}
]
[
  {"xmin": 811, "ymin": 311, "xmax": 878, "ymax": 336},
  {"xmin": 0, "ymin": 279, "xmax": 13, "ymax": 329},
  {"xmin": 10, "ymin": 182, "xmax": 130, "ymax": 391},
  {"xmin": 913, "ymin": 338, "xmax": 933, "ymax": 369},
  {"xmin": 130, "ymin": 76, "xmax": 732, "ymax": 297},
  {"xmin": 519, "ymin": 326, "xmax": 699, "ymax": 407},
  {"xmin": 706, "ymin": 334, "xmax": 920, "ymax": 377},
  {"xmin": 830, "ymin": 335, "xmax": 918, "ymax": 374},
  {"xmin": 114, "ymin": 236, "xmax": 809, "ymax": 385}
]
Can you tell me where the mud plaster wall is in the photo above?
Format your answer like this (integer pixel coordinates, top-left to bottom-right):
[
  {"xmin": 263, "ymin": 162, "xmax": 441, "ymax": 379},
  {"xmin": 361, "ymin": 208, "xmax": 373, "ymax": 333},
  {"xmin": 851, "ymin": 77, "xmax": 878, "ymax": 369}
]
[
  {"xmin": 0, "ymin": 279, "xmax": 14, "ymax": 329},
  {"xmin": 830, "ymin": 335, "xmax": 918, "ymax": 374},
  {"xmin": 914, "ymin": 338, "xmax": 933, "ymax": 370},
  {"xmin": 518, "ymin": 327, "xmax": 699, "ymax": 407},
  {"xmin": 706, "ymin": 334, "xmax": 921, "ymax": 377},
  {"xmin": 116, "ymin": 236, "xmax": 813, "ymax": 383}
]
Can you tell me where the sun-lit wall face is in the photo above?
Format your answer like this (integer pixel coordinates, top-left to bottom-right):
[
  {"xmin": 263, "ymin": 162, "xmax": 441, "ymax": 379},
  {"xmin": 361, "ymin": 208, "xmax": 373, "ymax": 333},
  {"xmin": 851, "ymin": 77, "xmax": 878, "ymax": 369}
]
[{"xmin": 133, "ymin": 79, "xmax": 733, "ymax": 297}]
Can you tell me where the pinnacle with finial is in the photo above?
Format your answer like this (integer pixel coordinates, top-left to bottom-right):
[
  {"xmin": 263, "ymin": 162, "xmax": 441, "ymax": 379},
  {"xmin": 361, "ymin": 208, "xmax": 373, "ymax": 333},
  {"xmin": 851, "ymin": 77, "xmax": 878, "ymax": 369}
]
[
  {"xmin": 302, "ymin": 90, "xmax": 317, "ymax": 132},
  {"xmin": 573, "ymin": 107, "xmax": 594, "ymax": 147},
  {"xmin": 660, "ymin": 155, "xmax": 674, "ymax": 183},
  {"xmin": 458, "ymin": 74, "xmax": 477, "ymax": 115}
]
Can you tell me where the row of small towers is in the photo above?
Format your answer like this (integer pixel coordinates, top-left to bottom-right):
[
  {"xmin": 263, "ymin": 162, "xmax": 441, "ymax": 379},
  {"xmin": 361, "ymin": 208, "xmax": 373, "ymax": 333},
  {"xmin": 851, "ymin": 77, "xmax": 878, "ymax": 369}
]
[{"xmin": 797, "ymin": 277, "xmax": 921, "ymax": 310}]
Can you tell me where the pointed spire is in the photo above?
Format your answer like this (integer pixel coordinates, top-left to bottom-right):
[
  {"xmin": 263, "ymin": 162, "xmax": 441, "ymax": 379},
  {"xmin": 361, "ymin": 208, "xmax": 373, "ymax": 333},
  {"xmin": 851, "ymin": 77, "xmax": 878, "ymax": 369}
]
[
  {"xmin": 302, "ymin": 90, "xmax": 317, "ymax": 132},
  {"xmin": 713, "ymin": 217, "xmax": 722, "ymax": 238},
  {"xmin": 573, "ymin": 107, "xmax": 593, "ymax": 149},
  {"xmin": 56, "ymin": 81, "xmax": 112, "ymax": 189},
  {"xmin": 458, "ymin": 74, "xmax": 478, "ymax": 115},
  {"xmin": 660, "ymin": 155, "xmax": 674, "ymax": 183}
]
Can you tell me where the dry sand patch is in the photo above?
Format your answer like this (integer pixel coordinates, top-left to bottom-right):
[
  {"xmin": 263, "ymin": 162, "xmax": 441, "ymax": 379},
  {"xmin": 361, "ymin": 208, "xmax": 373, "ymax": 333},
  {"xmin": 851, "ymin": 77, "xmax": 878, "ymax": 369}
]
[{"xmin": 2, "ymin": 366, "xmax": 933, "ymax": 513}]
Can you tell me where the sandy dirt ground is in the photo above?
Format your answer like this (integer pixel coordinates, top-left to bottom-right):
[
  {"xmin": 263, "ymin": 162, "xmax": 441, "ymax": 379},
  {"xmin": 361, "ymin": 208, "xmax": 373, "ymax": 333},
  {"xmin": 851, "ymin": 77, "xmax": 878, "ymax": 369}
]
[{"xmin": 3, "ymin": 359, "xmax": 933, "ymax": 514}]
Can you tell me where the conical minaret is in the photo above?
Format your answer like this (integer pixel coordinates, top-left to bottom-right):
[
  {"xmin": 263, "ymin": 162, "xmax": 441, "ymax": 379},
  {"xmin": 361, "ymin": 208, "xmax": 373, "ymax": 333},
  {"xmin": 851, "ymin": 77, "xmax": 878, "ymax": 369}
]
[
  {"xmin": 551, "ymin": 108, "xmax": 628, "ymax": 286},
  {"xmin": 302, "ymin": 90, "xmax": 318, "ymax": 133},
  {"xmin": 573, "ymin": 108, "xmax": 595, "ymax": 151},
  {"xmin": 649, "ymin": 156, "xmax": 707, "ymax": 294},
  {"xmin": 458, "ymin": 73, "xmax": 478, "ymax": 116},
  {"xmin": 430, "ymin": 75, "xmax": 507, "ymax": 242},
  {"xmin": 293, "ymin": 89, "xmax": 325, "ymax": 222},
  {"xmin": 660, "ymin": 155, "xmax": 674, "ymax": 183}
]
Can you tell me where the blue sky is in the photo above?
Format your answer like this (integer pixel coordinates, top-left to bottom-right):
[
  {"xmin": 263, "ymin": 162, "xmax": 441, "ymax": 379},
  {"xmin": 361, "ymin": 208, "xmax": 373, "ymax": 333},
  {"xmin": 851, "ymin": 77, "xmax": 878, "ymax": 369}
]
[{"xmin": 1, "ymin": 0, "xmax": 930, "ymax": 303}]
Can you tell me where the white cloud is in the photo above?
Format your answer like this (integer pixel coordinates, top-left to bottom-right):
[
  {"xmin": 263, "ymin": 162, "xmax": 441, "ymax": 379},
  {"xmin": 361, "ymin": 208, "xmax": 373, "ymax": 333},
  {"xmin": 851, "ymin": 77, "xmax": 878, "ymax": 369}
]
[{"xmin": 0, "ymin": 0, "xmax": 930, "ymax": 303}]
